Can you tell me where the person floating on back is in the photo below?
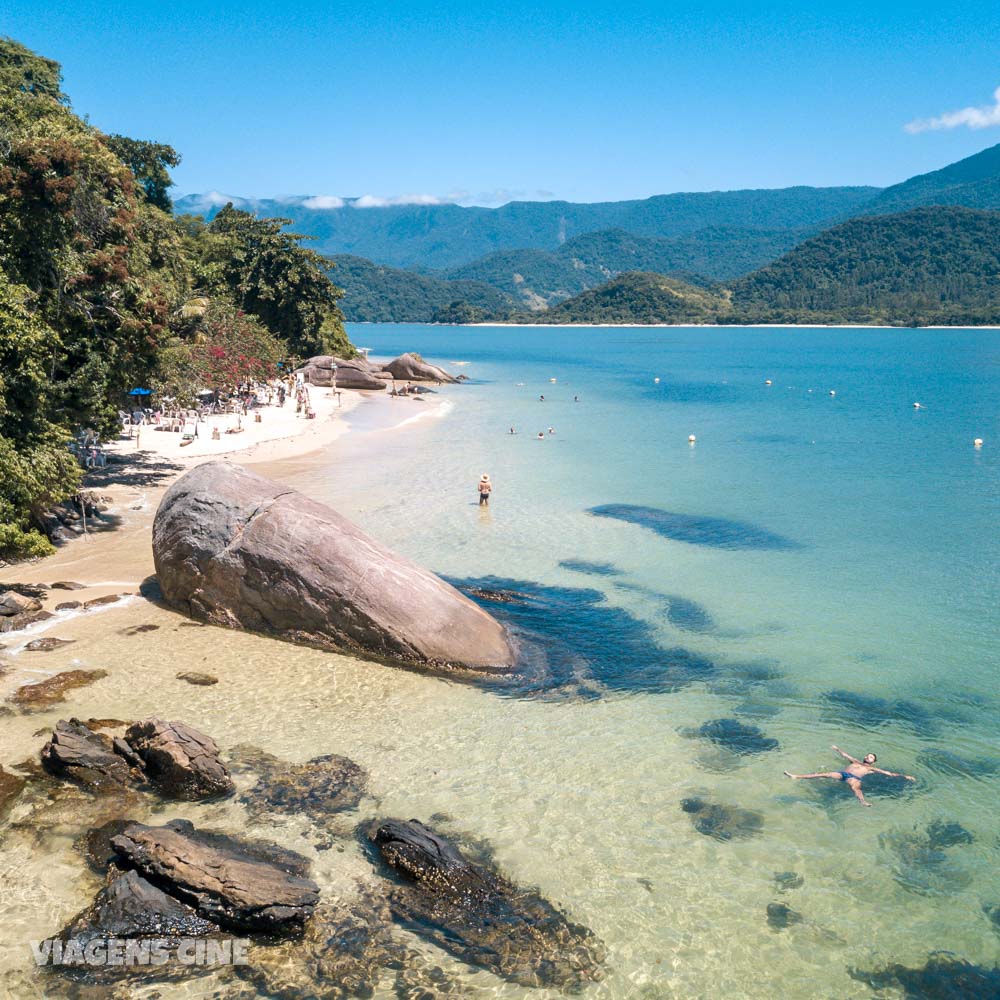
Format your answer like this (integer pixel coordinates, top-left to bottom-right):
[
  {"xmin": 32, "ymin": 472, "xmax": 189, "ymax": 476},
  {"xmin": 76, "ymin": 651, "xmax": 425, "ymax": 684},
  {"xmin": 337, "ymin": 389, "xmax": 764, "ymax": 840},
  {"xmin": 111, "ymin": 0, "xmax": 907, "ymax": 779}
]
[
  {"xmin": 784, "ymin": 745, "xmax": 915, "ymax": 807},
  {"xmin": 478, "ymin": 473, "xmax": 492, "ymax": 506}
]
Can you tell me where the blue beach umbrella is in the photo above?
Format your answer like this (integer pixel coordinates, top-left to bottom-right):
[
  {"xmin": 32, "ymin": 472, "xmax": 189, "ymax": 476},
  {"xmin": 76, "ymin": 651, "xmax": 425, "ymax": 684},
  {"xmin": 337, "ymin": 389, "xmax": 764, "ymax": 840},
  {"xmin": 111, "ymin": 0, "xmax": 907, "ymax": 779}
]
[{"xmin": 128, "ymin": 387, "xmax": 152, "ymax": 396}]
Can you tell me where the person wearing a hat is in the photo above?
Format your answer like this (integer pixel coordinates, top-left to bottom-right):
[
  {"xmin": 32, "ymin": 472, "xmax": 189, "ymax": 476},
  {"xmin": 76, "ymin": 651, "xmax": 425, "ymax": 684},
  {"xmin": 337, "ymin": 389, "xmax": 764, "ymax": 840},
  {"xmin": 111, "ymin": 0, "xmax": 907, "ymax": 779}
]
[{"xmin": 478, "ymin": 473, "xmax": 492, "ymax": 506}]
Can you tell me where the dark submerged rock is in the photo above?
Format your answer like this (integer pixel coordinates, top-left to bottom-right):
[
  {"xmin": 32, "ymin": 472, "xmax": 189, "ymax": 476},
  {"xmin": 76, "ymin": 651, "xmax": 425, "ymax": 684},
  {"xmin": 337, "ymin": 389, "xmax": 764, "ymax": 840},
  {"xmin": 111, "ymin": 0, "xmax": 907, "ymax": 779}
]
[
  {"xmin": 0, "ymin": 764, "xmax": 26, "ymax": 819},
  {"xmin": 368, "ymin": 818, "xmax": 605, "ymax": 989},
  {"xmin": 79, "ymin": 818, "xmax": 132, "ymax": 873},
  {"xmin": 686, "ymin": 718, "xmax": 779, "ymax": 755},
  {"xmin": 680, "ymin": 797, "xmax": 764, "ymax": 841},
  {"xmin": 588, "ymin": 504, "xmax": 802, "ymax": 550},
  {"xmin": 460, "ymin": 575, "xmax": 719, "ymax": 697},
  {"xmin": 111, "ymin": 819, "xmax": 320, "ymax": 934},
  {"xmin": 665, "ymin": 594, "xmax": 715, "ymax": 632},
  {"xmin": 153, "ymin": 462, "xmax": 515, "ymax": 675},
  {"xmin": 774, "ymin": 871, "xmax": 804, "ymax": 892},
  {"xmin": 918, "ymin": 748, "xmax": 999, "ymax": 778},
  {"xmin": 176, "ymin": 671, "xmax": 218, "ymax": 686},
  {"xmin": 850, "ymin": 955, "xmax": 1000, "ymax": 998},
  {"xmin": 22, "ymin": 637, "xmax": 76, "ymax": 652},
  {"xmin": 766, "ymin": 902, "xmax": 803, "ymax": 930},
  {"xmin": 237, "ymin": 746, "xmax": 367, "ymax": 821},
  {"xmin": 124, "ymin": 718, "xmax": 234, "ymax": 800},
  {"xmin": 11, "ymin": 669, "xmax": 106, "ymax": 708},
  {"xmin": 821, "ymin": 688, "xmax": 939, "ymax": 736},
  {"xmin": 984, "ymin": 904, "xmax": 1000, "ymax": 934},
  {"xmin": 558, "ymin": 558, "xmax": 624, "ymax": 577},
  {"xmin": 41, "ymin": 718, "xmax": 134, "ymax": 792},
  {"xmin": 119, "ymin": 623, "xmax": 159, "ymax": 636},
  {"xmin": 880, "ymin": 820, "xmax": 975, "ymax": 896}
]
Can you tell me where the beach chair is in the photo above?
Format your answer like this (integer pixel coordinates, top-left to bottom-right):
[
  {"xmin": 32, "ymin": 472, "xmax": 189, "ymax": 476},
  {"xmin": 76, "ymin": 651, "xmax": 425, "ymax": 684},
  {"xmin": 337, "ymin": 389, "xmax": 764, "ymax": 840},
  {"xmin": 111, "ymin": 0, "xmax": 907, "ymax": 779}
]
[{"xmin": 180, "ymin": 422, "xmax": 197, "ymax": 446}]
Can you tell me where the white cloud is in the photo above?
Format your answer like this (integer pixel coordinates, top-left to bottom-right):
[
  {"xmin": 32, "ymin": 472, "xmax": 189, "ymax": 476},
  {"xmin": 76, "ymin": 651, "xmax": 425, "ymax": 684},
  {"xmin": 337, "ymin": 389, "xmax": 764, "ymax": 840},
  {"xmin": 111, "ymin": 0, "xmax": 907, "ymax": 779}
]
[
  {"xmin": 905, "ymin": 86, "xmax": 1000, "ymax": 133},
  {"xmin": 301, "ymin": 195, "xmax": 346, "ymax": 209},
  {"xmin": 189, "ymin": 190, "xmax": 245, "ymax": 209},
  {"xmin": 351, "ymin": 193, "xmax": 447, "ymax": 208}
]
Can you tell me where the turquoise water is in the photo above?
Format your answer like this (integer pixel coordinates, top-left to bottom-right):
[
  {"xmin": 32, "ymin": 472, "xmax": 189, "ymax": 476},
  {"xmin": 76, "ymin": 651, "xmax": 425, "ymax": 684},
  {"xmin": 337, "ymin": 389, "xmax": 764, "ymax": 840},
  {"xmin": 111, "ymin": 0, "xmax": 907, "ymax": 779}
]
[{"xmin": 297, "ymin": 323, "xmax": 1000, "ymax": 993}]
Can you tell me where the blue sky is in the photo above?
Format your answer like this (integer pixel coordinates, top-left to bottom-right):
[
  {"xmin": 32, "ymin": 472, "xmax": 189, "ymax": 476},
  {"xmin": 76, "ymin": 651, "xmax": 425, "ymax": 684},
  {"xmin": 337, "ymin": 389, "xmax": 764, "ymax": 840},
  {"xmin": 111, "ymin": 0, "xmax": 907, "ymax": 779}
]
[{"xmin": 6, "ymin": 0, "xmax": 1000, "ymax": 205}]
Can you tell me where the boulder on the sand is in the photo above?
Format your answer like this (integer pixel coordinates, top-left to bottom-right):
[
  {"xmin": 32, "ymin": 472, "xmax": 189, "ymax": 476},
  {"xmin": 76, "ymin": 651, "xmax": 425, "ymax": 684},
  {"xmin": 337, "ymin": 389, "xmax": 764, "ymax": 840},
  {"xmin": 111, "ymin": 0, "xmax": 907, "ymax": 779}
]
[
  {"xmin": 51, "ymin": 581, "xmax": 86, "ymax": 591},
  {"xmin": 0, "ymin": 609, "xmax": 53, "ymax": 633},
  {"xmin": 111, "ymin": 818, "xmax": 320, "ymax": 933},
  {"xmin": 41, "ymin": 718, "xmax": 134, "ymax": 792},
  {"xmin": 382, "ymin": 353, "xmax": 457, "ymax": 383},
  {"xmin": 124, "ymin": 718, "xmax": 234, "ymax": 800},
  {"xmin": 297, "ymin": 355, "xmax": 387, "ymax": 390},
  {"xmin": 0, "ymin": 590, "xmax": 42, "ymax": 616},
  {"xmin": 55, "ymin": 601, "xmax": 81, "ymax": 611},
  {"xmin": 153, "ymin": 462, "xmax": 515, "ymax": 674},
  {"xmin": 84, "ymin": 593, "xmax": 125, "ymax": 609},
  {"xmin": 176, "ymin": 671, "xmax": 218, "ymax": 686},
  {"xmin": 368, "ymin": 818, "xmax": 606, "ymax": 989},
  {"xmin": 12, "ymin": 669, "xmax": 106, "ymax": 708}
]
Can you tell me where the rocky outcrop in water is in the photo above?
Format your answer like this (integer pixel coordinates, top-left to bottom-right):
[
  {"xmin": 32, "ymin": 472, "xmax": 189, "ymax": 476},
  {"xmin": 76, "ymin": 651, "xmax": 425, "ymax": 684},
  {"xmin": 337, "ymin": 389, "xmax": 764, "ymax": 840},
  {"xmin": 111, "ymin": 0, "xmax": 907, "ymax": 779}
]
[
  {"xmin": 0, "ymin": 590, "xmax": 42, "ymax": 616},
  {"xmin": 680, "ymin": 797, "xmax": 764, "ymax": 841},
  {"xmin": 382, "ymin": 352, "xmax": 457, "ymax": 383},
  {"xmin": 153, "ymin": 462, "xmax": 515, "ymax": 674},
  {"xmin": 368, "ymin": 818, "xmax": 606, "ymax": 989},
  {"xmin": 41, "ymin": 719, "xmax": 134, "ymax": 792},
  {"xmin": 297, "ymin": 355, "xmax": 388, "ymax": 390},
  {"xmin": 124, "ymin": 718, "xmax": 234, "ymax": 801},
  {"xmin": 0, "ymin": 609, "xmax": 53, "ymax": 633},
  {"xmin": 111, "ymin": 819, "xmax": 320, "ymax": 934}
]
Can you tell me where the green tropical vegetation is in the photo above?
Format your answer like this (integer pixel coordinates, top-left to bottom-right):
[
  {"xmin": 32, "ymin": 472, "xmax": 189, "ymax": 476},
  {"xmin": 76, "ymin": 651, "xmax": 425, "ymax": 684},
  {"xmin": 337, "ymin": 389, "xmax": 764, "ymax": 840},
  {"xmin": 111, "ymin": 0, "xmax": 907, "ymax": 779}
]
[{"xmin": 0, "ymin": 36, "xmax": 350, "ymax": 560}]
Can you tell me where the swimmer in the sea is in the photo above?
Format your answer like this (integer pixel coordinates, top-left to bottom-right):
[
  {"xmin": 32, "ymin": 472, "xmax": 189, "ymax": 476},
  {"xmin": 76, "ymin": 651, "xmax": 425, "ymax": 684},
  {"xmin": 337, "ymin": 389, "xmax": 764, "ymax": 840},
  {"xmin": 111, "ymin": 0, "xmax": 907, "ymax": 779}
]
[{"xmin": 784, "ymin": 745, "xmax": 915, "ymax": 807}]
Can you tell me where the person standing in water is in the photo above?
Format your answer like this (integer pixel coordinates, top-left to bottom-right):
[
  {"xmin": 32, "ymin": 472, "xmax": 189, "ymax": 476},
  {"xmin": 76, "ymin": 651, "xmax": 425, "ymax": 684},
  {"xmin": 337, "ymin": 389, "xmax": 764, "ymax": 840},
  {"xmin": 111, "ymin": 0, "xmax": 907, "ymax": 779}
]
[
  {"xmin": 478, "ymin": 473, "xmax": 492, "ymax": 506},
  {"xmin": 784, "ymin": 745, "xmax": 915, "ymax": 807}
]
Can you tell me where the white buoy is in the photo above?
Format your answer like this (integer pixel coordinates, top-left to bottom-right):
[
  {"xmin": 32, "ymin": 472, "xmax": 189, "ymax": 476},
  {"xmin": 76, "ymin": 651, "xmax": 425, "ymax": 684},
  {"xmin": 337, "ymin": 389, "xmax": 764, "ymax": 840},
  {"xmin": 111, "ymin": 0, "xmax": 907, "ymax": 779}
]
[
  {"xmin": 829, "ymin": 390, "xmax": 836, "ymax": 396},
  {"xmin": 654, "ymin": 377, "xmax": 660, "ymax": 384},
  {"xmin": 974, "ymin": 438, "xmax": 984, "ymax": 448},
  {"xmin": 688, "ymin": 434, "xmax": 697, "ymax": 443},
  {"xmin": 913, "ymin": 402, "xmax": 922, "ymax": 409},
  {"xmin": 765, "ymin": 379, "xmax": 772, "ymax": 386},
  {"xmin": 549, "ymin": 377, "xmax": 557, "ymax": 383}
]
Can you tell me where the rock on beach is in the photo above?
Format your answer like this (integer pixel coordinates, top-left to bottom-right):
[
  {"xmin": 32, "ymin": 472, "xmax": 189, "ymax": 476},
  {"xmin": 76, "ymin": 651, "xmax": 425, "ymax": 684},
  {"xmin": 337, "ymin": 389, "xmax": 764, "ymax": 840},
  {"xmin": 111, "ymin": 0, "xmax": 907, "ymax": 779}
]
[{"xmin": 152, "ymin": 461, "xmax": 515, "ymax": 673}]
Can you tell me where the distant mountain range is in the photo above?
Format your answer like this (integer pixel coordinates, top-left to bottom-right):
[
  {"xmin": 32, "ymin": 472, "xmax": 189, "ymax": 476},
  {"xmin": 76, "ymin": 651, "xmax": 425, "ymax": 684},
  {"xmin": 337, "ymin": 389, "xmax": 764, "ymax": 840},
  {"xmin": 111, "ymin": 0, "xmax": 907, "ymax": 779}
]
[
  {"xmin": 177, "ymin": 142, "xmax": 1000, "ymax": 326},
  {"xmin": 521, "ymin": 207, "xmax": 1000, "ymax": 327}
]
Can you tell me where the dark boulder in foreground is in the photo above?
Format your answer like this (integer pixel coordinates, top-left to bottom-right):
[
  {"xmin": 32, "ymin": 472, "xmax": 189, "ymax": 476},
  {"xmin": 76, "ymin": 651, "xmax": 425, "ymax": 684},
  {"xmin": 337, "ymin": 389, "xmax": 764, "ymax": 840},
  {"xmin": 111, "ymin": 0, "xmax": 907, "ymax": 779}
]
[
  {"xmin": 368, "ymin": 818, "xmax": 605, "ymax": 989},
  {"xmin": 153, "ymin": 462, "xmax": 515, "ymax": 674},
  {"xmin": 41, "ymin": 719, "xmax": 134, "ymax": 792},
  {"xmin": 62, "ymin": 868, "xmax": 218, "ymax": 943},
  {"xmin": 382, "ymin": 352, "xmax": 458, "ymax": 383},
  {"xmin": 850, "ymin": 955, "xmax": 1000, "ymax": 998},
  {"xmin": 124, "ymin": 718, "xmax": 234, "ymax": 801},
  {"xmin": 111, "ymin": 819, "xmax": 319, "ymax": 934}
]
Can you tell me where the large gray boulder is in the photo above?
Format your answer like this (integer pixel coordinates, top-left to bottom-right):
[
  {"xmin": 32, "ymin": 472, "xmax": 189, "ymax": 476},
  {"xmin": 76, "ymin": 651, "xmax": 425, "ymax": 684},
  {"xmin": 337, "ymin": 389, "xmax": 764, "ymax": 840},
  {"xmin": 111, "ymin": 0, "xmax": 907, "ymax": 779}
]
[
  {"xmin": 153, "ymin": 462, "xmax": 515, "ymax": 674},
  {"xmin": 124, "ymin": 718, "xmax": 235, "ymax": 801},
  {"xmin": 382, "ymin": 353, "xmax": 458, "ymax": 383},
  {"xmin": 297, "ymin": 355, "xmax": 387, "ymax": 390}
]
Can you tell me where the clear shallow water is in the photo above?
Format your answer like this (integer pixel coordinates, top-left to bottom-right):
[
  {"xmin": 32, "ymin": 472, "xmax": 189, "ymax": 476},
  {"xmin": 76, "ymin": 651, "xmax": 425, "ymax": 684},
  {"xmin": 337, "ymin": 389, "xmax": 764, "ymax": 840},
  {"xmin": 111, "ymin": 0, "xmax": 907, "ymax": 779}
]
[{"xmin": 1, "ymin": 324, "xmax": 998, "ymax": 998}]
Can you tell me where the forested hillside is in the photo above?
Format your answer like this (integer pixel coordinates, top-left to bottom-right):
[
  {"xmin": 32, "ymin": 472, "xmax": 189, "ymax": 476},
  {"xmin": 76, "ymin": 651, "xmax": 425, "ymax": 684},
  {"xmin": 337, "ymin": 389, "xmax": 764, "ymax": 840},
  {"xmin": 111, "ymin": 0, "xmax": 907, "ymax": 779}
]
[
  {"xmin": 0, "ymin": 37, "xmax": 350, "ymax": 559},
  {"xmin": 329, "ymin": 255, "xmax": 514, "ymax": 322},
  {"xmin": 728, "ymin": 206, "xmax": 1000, "ymax": 324}
]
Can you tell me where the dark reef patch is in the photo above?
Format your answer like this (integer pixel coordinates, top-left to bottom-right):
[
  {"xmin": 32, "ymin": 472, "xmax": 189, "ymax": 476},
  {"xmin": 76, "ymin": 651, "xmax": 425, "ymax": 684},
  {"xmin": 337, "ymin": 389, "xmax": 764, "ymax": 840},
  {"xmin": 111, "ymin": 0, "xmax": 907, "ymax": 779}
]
[
  {"xmin": 665, "ymin": 595, "xmax": 715, "ymax": 633},
  {"xmin": 850, "ymin": 955, "xmax": 1000, "ymax": 998},
  {"xmin": 821, "ymin": 689, "xmax": 940, "ymax": 736},
  {"xmin": 680, "ymin": 797, "xmax": 764, "ymax": 841},
  {"xmin": 766, "ymin": 902, "xmax": 802, "ymax": 930},
  {"xmin": 457, "ymin": 576, "xmax": 721, "ymax": 697},
  {"xmin": 880, "ymin": 820, "xmax": 975, "ymax": 896},
  {"xmin": 588, "ymin": 504, "xmax": 802, "ymax": 550},
  {"xmin": 918, "ymin": 748, "xmax": 999, "ymax": 779},
  {"xmin": 558, "ymin": 559, "xmax": 623, "ymax": 577},
  {"xmin": 684, "ymin": 718, "xmax": 779, "ymax": 756}
]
